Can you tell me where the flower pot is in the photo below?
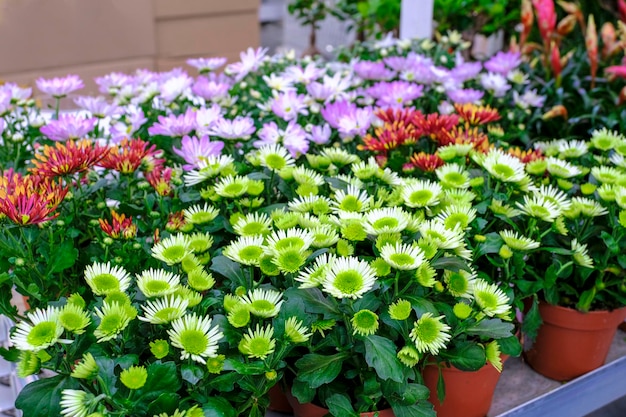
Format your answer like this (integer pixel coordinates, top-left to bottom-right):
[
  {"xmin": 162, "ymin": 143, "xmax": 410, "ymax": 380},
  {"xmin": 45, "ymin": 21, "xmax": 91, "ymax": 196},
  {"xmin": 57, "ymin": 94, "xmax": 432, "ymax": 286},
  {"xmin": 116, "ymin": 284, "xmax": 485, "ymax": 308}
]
[
  {"xmin": 524, "ymin": 302, "xmax": 626, "ymax": 381},
  {"xmin": 285, "ymin": 389, "xmax": 394, "ymax": 417},
  {"xmin": 267, "ymin": 384, "xmax": 293, "ymax": 414},
  {"xmin": 422, "ymin": 362, "xmax": 503, "ymax": 417}
]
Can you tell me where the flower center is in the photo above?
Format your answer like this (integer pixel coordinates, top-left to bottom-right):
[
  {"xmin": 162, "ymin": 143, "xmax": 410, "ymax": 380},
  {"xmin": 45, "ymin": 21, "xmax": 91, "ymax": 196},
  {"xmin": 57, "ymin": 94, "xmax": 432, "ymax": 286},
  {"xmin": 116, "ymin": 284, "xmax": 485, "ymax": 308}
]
[
  {"xmin": 180, "ymin": 329, "xmax": 208, "ymax": 355},
  {"xmin": 333, "ymin": 270, "xmax": 363, "ymax": 294},
  {"xmin": 59, "ymin": 311, "xmax": 84, "ymax": 331},
  {"xmin": 223, "ymin": 183, "xmax": 246, "ymax": 196},
  {"xmin": 389, "ymin": 253, "xmax": 414, "ymax": 266},
  {"xmin": 162, "ymin": 246, "xmax": 186, "ymax": 263},
  {"xmin": 154, "ymin": 307, "xmax": 180, "ymax": 322},
  {"xmin": 190, "ymin": 212, "xmax": 215, "ymax": 224},
  {"xmin": 373, "ymin": 217, "xmax": 398, "ymax": 230},
  {"xmin": 91, "ymin": 274, "xmax": 120, "ymax": 292},
  {"xmin": 492, "ymin": 164, "xmax": 514, "ymax": 179},
  {"xmin": 265, "ymin": 154, "xmax": 286, "ymax": 170},
  {"xmin": 409, "ymin": 190, "xmax": 433, "ymax": 206},
  {"xmin": 242, "ymin": 222, "xmax": 267, "ymax": 235},
  {"xmin": 26, "ymin": 322, "xmax": 57, "ymax": 346},
  {"xmin": 239, "ymin": 246, "xmax": 264, "ymax": 261},
  {"xmin": 415, "ymin": 318, "xmax": 438, "ymax": 344},
  {"xmin": 340, "ymin": 195, "xmax": 362, "ymax": 212}
]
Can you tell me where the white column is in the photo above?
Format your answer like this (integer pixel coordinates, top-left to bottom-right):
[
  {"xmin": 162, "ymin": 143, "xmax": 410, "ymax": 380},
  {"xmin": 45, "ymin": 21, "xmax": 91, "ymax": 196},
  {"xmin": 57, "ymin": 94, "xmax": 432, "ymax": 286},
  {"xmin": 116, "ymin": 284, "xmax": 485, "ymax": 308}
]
[{"xmin": 400, "ymin": 0, "xmax": 434, "ymax": 40}]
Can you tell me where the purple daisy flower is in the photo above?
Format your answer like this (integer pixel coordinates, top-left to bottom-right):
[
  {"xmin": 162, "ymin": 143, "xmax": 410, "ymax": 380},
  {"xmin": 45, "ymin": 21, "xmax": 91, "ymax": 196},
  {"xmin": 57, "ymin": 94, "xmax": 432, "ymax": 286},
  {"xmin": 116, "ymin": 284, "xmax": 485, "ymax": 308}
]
[
  {"xmin": 365, "ymin": 81, "xmax": 424, "ymax": 108},
  {"xmin": 321, "ymin": 100, "xmax": 359, "ymax": 129},
  {"xmin": 480, "ymin": 73, "xmax": 511, "ymax": 98},
  {"xmin": 309, "ymin": 123, "xmax": 331, "ymax": 145},
  {"xmin": 148, "ymin": 108, "xmax": 196, "ymax": 137},
  {"xmin": 254, "ymin": 120, "xmax": 308, "ymax": 156},
  {"xmin": 0, "ymin": 91, "xmax": 12, "ymax": 115},
  {"xmin": 353, "ymin": 61, "xmax": 394, "ymax": 81},
  {"xmin": 2, "ymin": 82, "xmax": 32, "ymax": 102},
  {"xmin": 446, "ymin": 88, "xmax": 484, "ymax": 104},
  {"xmin": 225, "ymin": 47, "xmax": 269, "ymax": 81},
  {"xmin": 484, "ymin": 51, "xmax": 522, "ymax": 75},
  {"xmin": 159, "ymin": 70, "xmax": 194, "ymax": 103},
  {"xmin": 95, "ymin": 72, "xmax": 132, "ymax": 95},
  {"xmin": 195, "ymin": 104, "xmax": 223, "ymax": 136},
  {"xmin": 74, "ymin": 96, "xmax": 122, "ymax": 118},
  {"xmin": 255, "ymin": 121, "xmax": 282, "ymax": 147},
  {"xmin": 284, "ymin": 62, "xmax": 325, "ymax": 84},
  {"xmin": 337, "ymin": 107, "xmax": 373, "ymax": 139},
  {"xmin": 36, "ymin": 75, "xmax": 84, "ymax": 98},
  {"xmin": 450, "ymin": 62, "xmax": 483, "ymax": 83},
  {"xmin": 40, "ymin": 113, "xmax": 97, "ymax": 141},
  {"xmin": 0, "ymin": 118, "xmax": 5, "ymax": 136},
  {"xmin": 110, "ymin": 106, "xmax": 148, "ymax": 143},
  {"xmin": 400, "ymin": 62, "xmax": 438, "ymax": 84},
  {"xmin": 270, "ymin": 90, "xmax": 309, "ymax": 121},
  {"xmin": 306, "ymin": 73, "xmax": 351, "ymax": 103},
  {"xmin": 192, "ymin": 78, "xmax": 231, "ymax": 102},
  {"xmin": 173, "ymin": 134, "xmax": 224, "ymax": 170},
  {"xmin": 187, "ymin": 57, "xmax": 228, "ymax": 73},
  {"xmin": 209, "ymin": 116, "xmax": 256, "ymax": 140},
  {"xmin": 513, "ymin": 90, "xmax": 546, "ymax": 109}
]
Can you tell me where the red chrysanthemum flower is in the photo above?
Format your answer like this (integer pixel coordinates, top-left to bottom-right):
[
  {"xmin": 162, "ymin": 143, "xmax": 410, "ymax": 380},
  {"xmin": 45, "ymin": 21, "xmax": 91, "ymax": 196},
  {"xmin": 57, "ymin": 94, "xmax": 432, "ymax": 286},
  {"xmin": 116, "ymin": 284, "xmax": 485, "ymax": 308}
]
[
  {"xmin": 454, "ymin": 103, "xmax": 501, "ymax": 126},
  {"xmin": 358, "ymin": 121, "xmax": 417, "ymax": 152},
  {"xmin": 375, "ymin": 107, "xmax": 423, "ymax": 127},
  {"xmin": 409, "ymin": 152, "xmax": 445, "ymax": 172},
  {"xmin": 416, "ymin": 113, "xmax": 460, "ymax": 141},
  {"xmin": 508, "ymin": 147, "xmax": 545, "ymax": 163},
  {"xmin": 0, "ymin": 170, "xmax": 68, "ymax": 225},
  {"xmin": 99, "ymin": 210, "xmax": 137, "ymax": 240},
  {"xmin": 29, "ymin": 139, "xmax": 109, "ymax": 178},
  {"xmin": 437, "ymin": 127, "xmax": 491, "ymax": 152},
  {"xmin": 166, "ymin": 211, "xmax": 187, "ymax": 232},
  {"xmin": 146, "ymin": 166, "xmax": 174, "ymax": 197},
  {"xmin": 98, "ymin": 138, "xmax": 162, "ymax": 174}
]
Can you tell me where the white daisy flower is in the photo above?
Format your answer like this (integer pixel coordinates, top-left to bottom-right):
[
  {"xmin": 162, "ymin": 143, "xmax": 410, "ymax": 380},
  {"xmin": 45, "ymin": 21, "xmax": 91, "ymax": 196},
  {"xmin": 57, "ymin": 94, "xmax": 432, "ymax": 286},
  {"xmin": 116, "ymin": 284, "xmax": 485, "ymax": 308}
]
[
  {"xmin": 376, "ymin": 167, "xmax": 403, "ymax": 186},
  {"xmin": 332, "ymin": 185, "xmax": 371, "ymax": 213},
  {"xmin": 436, "ymin": 204, "xmax": 477, "ymax": 230},
  {"xmin": 536, "ymin": 184, "xmax": 572, "ymax": 212},
  {"xmin": 558, "ymin": 140, "xmax": 588, "ymax": 159},
  {"xmin": 571, "ymin": 239, "xmax": 593, "ymax": 268},
  {"xmin": 184, "ymin": 155, "xmax": 235, "ymax": 186},
  {"xmin": 288, "ymin": 195, "xmax": 333, "ymax": 213},
  {"xmin": 401, "ymin": 180, "xmax": 443, "ymax": 208},
  {"xmin": 184, "ymin": 203, "xmax": 220, "ymax": 224},
  {"xmin": 84, "ymin": 262, "xmax": 132, "ymax": 296},
  {"xmin": 609, "ymin": 153, "xmax": 626, "ymax": 169},
  {"xmin": 322, "ymin": 256, "xmax": 377, "ymax": 299},
  {"xmin": 214, "ymin": 175, "xmax": 250, "ymax": 198},
  {"xmin": 419, "ymin": 219, "xmax": 464, "ymax": 249},
  {"xmin": 11, "ymin": 307, "xmax": 63, "ymax": 352},
  {"xmin": 258, "ymin": 144, "xmax": 295, "ymax": 171},
  {"xmin": 480, "ymin": 149, "xmax": 527, "ymax": 183},
  {"xmin": 364, "ymin": 207, "xmax": 410, "ymax": 235},
  {"xmin": 240, "ymin": 288, "xmax": 283, "ymax": 318},
  {"xmin": 168, "ymin": 313, "xmax": 223, "ymax": 364},
  {"xmin": 516, "ymin": 194, "xmax": 561, "ymax": 222},
  {"xmin": 265, "ymin": 227, "xmax": 315, "ymax": 255},
  {"xmin": 545, "ymin": 157, "xmax": 582, "ymax": 178},
  {"xmin": 296, "ymin": 253, "xmax": 336, "ymax": 288},
  {"xmin": 499, "ymin": 230, "xmax": 540, "ymax": 251},
  {"xmin": 291, "ymin": 166, "xmax": 325, "ymax": 186},
  {"xmin": 151, "ymin": 233, "xmax": 191, "ymax": 265},
  {"xmin": 137, "ymin": 269, "xmax": 181, "ymax": 298},
  {"xmin": 222, "ymin": 235, "xmax": 265, "ymax": 266},
  {"xmin": 139, "ymin": 295, "xmax": 189, "ymax": 324},
  {"xmin": 436, "ymin": 163, "xmax": 470, "ymax": 189},
  {"xmin": 380, "ymin": 242, "xmax": 426, "ymax": 270},
  {"xmin": 472, "ymin": 279, "xmax": 510, "ymax": 317},
  {"xmin": 233, "ymin": 212, "xmax": 273, "ymax": 236},
  {"xmin": 320, "ymin": 147, "xmax": 360, "ymax": 165}
]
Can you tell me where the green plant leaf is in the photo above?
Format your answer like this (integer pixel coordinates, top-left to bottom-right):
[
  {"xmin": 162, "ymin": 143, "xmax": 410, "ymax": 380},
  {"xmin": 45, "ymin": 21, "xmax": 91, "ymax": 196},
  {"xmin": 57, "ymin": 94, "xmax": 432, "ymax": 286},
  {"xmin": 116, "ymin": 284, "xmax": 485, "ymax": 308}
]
[
  {"xmin": 224, "ymin": 358, "xmax": 267, "ymax": 375},
  {"xmin": 291, "ymin": 378, "xmax": 316, "ymax": 404},
  {"xmin": 181, "ymin": 364, "xmax": 204, "ymax": 384},
  {"xmin": 364, "ymin": 335, "xmax": 404, "ymax": 382},
  {"xmin": 47, "ymin": 240, "xmax": 78, "ymax": 273},
  {"xmin": 327, "ymin": 393, "xmax": 358, "ymax": 417},
  {"xmin": 295, "ymin": 352, "xmax": 348, "ymax": 388},
  {"xmin": 135, "ymin": 361, "xmax": 181, "ymax": 405},
  {"xmin": 465, "ymin": 319, "xmax": 515, "ymax": 339},
  {"xmin": 390, "ymin": 400, "xmax": 436, "ymax": 417},
  {"xmin": 498, "ymin": 335, "xmax": 523, "ymax": 357},
  {"xmin": 601, "ymin": 231, "xmax": 620, "ymax": 254},
  {"xmin": 577, "ymin": 287, "xmax": 596, "ymax": 312},
  {"xmin": 445, "ymin": 343, "xmax": 487, "ymax": 371},
  {"xmin": 146, "ymin": 393, "xmax": 180, "ymax": 416},
  {"xmin": 430, "ymin": 256, "xmax": 471, "ymax": 272},
  {"xmin": 521, "ymin": 298, "xmax": 542, "ymax": 342},
  {"xmin": 202, "ymin": 397, "xmax": 238, "ymax": 417},
  {"xmin": 15, "ymin": 375, "xmax": 79, "ymax": 417},
  {"xmin": 210, "ymin": 256, "xmax": 245, "ymax": 283}
]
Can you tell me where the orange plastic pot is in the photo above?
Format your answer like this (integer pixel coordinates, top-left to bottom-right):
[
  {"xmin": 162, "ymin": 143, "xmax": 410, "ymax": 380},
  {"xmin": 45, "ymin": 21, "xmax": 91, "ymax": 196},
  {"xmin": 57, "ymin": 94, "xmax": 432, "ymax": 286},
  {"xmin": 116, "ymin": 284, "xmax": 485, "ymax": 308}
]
[
  {"xmin": 267, "ymin": 384, "xmax": 293, "ymax": 413},
  {"xmin": 285, "ymin": 389, "xmax": 394, "ymax": 417},
  {"xmin": 423, "ymin": 361, "xmax": 503, "ymax": 417},
  {"xmin": 525, "ymin": 302, "xmax": 626, "ymax": 381}
]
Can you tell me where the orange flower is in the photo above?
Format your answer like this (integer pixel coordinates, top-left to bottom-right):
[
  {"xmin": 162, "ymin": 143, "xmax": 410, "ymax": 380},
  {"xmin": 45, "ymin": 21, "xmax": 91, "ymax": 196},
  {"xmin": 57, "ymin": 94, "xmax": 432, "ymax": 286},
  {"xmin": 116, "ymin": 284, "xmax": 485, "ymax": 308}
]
[
  {"xmin": 542, "ymin": 105, "xmax": 568, "ymax": 120},
  {"xmin": 521, "ymin": 0, "xmax": 534, "ymax": 47},
  {"xmin": 436, "ymin": 127, "xmax": 490, "ymax": 152},
  {"xmin": 409, "ymin": 152, "xmax": 445, "ymax": 172},
  {"xmin": 586, "ymin": 15, "xmax": 598, "ymax": 88},
  {"xmin": 0, "ymin": 170, "xmax": 68, "ymax": 225},
  {"xmin": 99, "ymin": 210, "xmax": 137, "ymax": 240},
  {"xmin": 29, "ymin": 139, "xmax": 109, "ymax": 178},
  {"xmin": 146, "ymin": 166, "xmax": 174, "ymax": 197},
  {"xmin": 454, "ymin": 104, "xmax": 501, "ymax": 127},
  {"xmin": 508, "ymin": 147, "xmax": 545, "ymax": 163},
  {"xmin": 415, "ymin": 113, "xmax": 460, "ymax": 142},
  {"xmin": 550, "ymin": 42, "xmax": 562, "ymax": 81},
  {"xmin": 601, "ymin": 23, "xmax": 618, "ymax": 59},
  {"xmin": 375, "ymin": 107, "xmax": 423, "ymax": 127},
  {"xmin": 358, "ymin": 121, "xmax": 417, "ymax": 153},
  {"xmin": 166, "ymin": 211, "xmax": 187, "ymax": 232},
  {"xmin": 98, "ymin": 138, "xmax": 162, "ymax": 174}
]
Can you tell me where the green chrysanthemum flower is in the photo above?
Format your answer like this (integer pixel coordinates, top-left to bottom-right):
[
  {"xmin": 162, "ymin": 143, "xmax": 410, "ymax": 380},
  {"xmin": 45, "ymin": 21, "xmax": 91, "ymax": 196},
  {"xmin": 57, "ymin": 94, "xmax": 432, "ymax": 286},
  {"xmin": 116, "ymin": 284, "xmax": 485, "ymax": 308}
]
[
  {"xmin": 94, "ymin": 302, "xmax": 134, "ymax": 342},
  {"xmin": 16, "ymin": 351, "xmax": 40, "ymax": 378},
  {"xmin": 445, "ymin": 269, "xmax": 475, "ymax": 298},
  {"xmin": 397, "ymin": 345, "xmax": 421, "ymax": 367},
  {"xmin": 590, "ymin": 128, "xmax": 623, "ymax": 151},
  {"xmin": 273, "ymin": 247, "xmax": 308, "ymax": 273},
  {"xmin": 437, "ymin": 204, "xmax": 477, "ymax": 230},
  {"xmin": 389, "ymin": 299, "xmax": 412, "ymax": 321},
  {"xmin": 322, "ymin": 256, "xmax": 377, "ymax": 299},
  {"xmin": 370, "ymin": 257, "xmax": 392, "ymax": 277},
  {"xmin": 139, "ymin": 295, "xmax": 189, "ymax": 324},
  {"xmin": 120, "ymin": 365, "xmax": 148, "ymax": 390},
  {"xmin": 333, "ymin": 185, "xmax": 371, "ymax": 213},
  {"xmin": 150, "ymin": 339, "xmax": 170, "ymax": 359},
  {"xmin": 310, "ymin": 224, "xmax": 340, "ymax": 248},
  {"xmin": 240, "ymin": 288, "xmax": 283, "ymax": 318},
  {"xmin": 296, "ymin": 253, "xmax": 335, "ymax": 288},
  {"xmin": 351, "ymin": 309, "xmax": 379, "ymax": 336},
  {"xmin": 59, "ymin": 304, "xmax": 91, "ymax": 334},
  {"xmin": 181, "ymin": 254, "xmax": 202, "ymax": 274},
  {"xmin": 258, "ymin": 144, "xmax": 295, "ymax": 171},
  {"xmin": 184, "ymin": 203, "xmax": 220, "ymax": 225},
  {"xmin": 187, "ymin": 232, "xmax": 214, "ymax": 254},
  {"xmin": 71, "ymin": 352, "xmax": 99, "ymax": 379},
  {"xmin": 84, "ymin": 262, "xmax": 132, "ymax": 296},
  {"xmin": 409, "ymin": 313, "xmax": 452, "ymax": 355},
  {"xmin": 415, "ymin": 263, "xmax": 437, "ymax": 288},
  {"xmin": 66, "ymin": 293, "xmax": 86, "ymax": 309},
  {"xmin": 472, "ymin": 279, "xmax": 510, "ymax": 317},
  {"xmin": 380, "ymin": 242, "xmax": 425, "ymax": 271},
  {"xmin": 60, "ymin": 389, "xmax": 96, "ymax": 417},
  {"xmin": 233, "ymin": 212, "xmax": 273, "ymax": 236},
  {"xmin": 311, "ymin": 319, "xmax": 336, "ymax": 337},
  {"xmin": 486, "ymin": 341, "xmax": 503, "ymax": 372},
  {"xmin": 222, "ymin": 235, "xmax": 265, "ymax": 266},
  {"xmin": 401, "ymin": 180, "xmax": 442, "ymax": 208},
  {"xmin": 187, "ymin": 267, "xmax": 216, "ymax": 291},
  {"xmin": 571, "ymin": 239, "xmax": 593, "ymax": 268},
  {"xmin": 284, "ymin": 317, "xmax": 312, "ymax": 343},
  {"xmin": 168, "ymin": 313, "xmax": 223, "ymax": 364},
  {"xmin": 481, "ymin": 150, "xmax": 527, "ymax": 183},
  {"xmin": 341, "ymin": 220, "xmax": 368, "ymax": 241},
  {"xmin": 336, "ymin": 239, "xmax": 354, "ymax": 257},
  {"xmin": 151, "ymin": 233, "xmax": 191, "ymax": 265},
  {"xmin": 227, "ymin": 303, "xmax": 251, "ymax": 328},
  {"xmin": 214, "ymin": 175, "xmax": 250, "ymax": 198},
  {"xmin": 375, "ymin": 232, "xmax": 402, "ymax": 252},
  {"xmin": 11, "ymin": 306, "xmax": 63, "ymax": 352},
  {"xmin": 364, "ymin": 207, "xmax": 409, "ymax": 235},
  {"xmin": 436, "ymin": 163, "xmax": 470, "ymax": 189},
  {"xmin": 137, "ymin": 269, "xmax": 181, "ymax": 298},
  {"xmin": 453, "ymin": 302, "xmax": 473, "ymax": 320},
  {"xmin": 104, "ymin": 290, "xmax": 132, "ymax": 308},
  {"xmin": 499, "ymin": 230, "xmax": 540, "ymax": 251},
  {"xmin": 238, "ymin": 324, "xmax": 276, "ymax": 360},
  {"xmin": 206, "ymin": 354, "xmax": 226, "ymax": 374}
]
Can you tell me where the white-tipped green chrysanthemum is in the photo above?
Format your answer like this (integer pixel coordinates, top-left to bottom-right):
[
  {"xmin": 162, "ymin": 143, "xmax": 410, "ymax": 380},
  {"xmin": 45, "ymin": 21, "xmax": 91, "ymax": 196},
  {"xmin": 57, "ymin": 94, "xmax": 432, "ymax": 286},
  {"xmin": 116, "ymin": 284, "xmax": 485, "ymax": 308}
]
[
  {"xmin": 444, "ymin": 268, "xmax": 476, "ymax": 298},
  {"xmin": 332, "ymin": 185, "xmax": 371, "ymax": 213},
  {"xmin": 139, "ymin": 295, "xmax": 189, "ymax": 324},
  {"xmin": 94, "ymin": 302, "xmax": 134, "ymax": 342},
  {"xmin": 168, "ymin": 313, "xmax": 223, "ymax": 364},
  {"xmin": 436, "ymin": 163, "xmax": 470, "ymax": 189},
  {"xmin": 175, "ymin": 285, "xmax": 203, "ymax": 308},
  {"xmin": 536, "ymin": 184, "xmax": 572, "ymax": 212},
  {"xmin": 309, "ymin": 224, "xmax": 340, "ymax": 248},
  {"xmin": 438, "ymin": 143, "xmax": 474, "ymax": 160},
  {"xmin": 533, "ymin": 140, "xmax": 560, "ymax": 156},
  {"xmin": 84, "ymin": 262, "xmax": 131, "ymax": 296},
  {"xmin": 288, "ymin": 194, "xmax": 333, "ymax": 214},
  {"xmin": 571, "ymin": 239, "xmax": 593, "ymax": 268},
  {"xmin": 409, "ymin": 313, "xmax": 452, "ymax": 355},
  {"xmin": 499, "ymin": 230, "xmax": 540, "ymax": 251},
  {"xmin": 568, "ymin": 196, "xmax": 608, "ymax": 218},
  {"xmin": 332, "ymin": 173, "xmax": 365, "ymax": 189},
  {"xmin": 291, "ymin": 166, "xmax": 325, "ymax": 186},
  {"xmin": 120, "ymin": 365, "xmax": 148, "ymax": 390},
  {"xmin": 258, "ymin": 144, "xmax": 295, "ymax": 171},
  {"xmin": 184, "ymin": 203, "xmax": 220, "ymax": 225},
  {"xmin": 184, "ymin": 155, "xmax": 235, "ymax": 186},
  {"xmin": 591, "ymin": 166, "xmax": 624, "ymax": 185},
  {"xmin": 296, "ymin": 253, "xmax": 335, "ymax": 288},
  {"xmin": 137, "ymin": 269, "xmax": 181, "ymax": 298},
  {"xmin": 322, "ymin": 256, "xmax": 377, "ymax": 299},
  {"xmin": 415, "ymin": 263, "xmax": 437, "ymax": 287},
  {"xmin": 615, "ymin": 186, "xmax": 626, "ymax": 209},
  {"xmin": 351, "ymin": 309, "xmax": 379, "ymax": 336},
  {"xmin": 265, "ymin": 227, "xmax": 314, "ymax": 255},
  {"xmin": 377, "ymin": 167, "xmax": 403, "ymax": 186},
  {"xmin": 238, "ymin": 324, "xmax": 276, "ymax": 360},
  {"xmin": 418, "ymin": 219, "xmax": 464, "ymax": 250},
  {"xmin": 389, "ymin": 299, "xmax": 412, "ymax": 321},
  {"xmin": 489, "ymin": 199, "xmax": 521, "ymax": 218},
  {"xmin": 436, "ymin": 204, "xmax": 477, "ymax": 230},
  {"xmin": 187, "ymin": 232, "xmax": 214, "ymax": 254},
  {"xmin": 58, "ymin": 304, "xmax": 91, "ymax": 334},
  {"xmin": 60, "ymin": 389, "xmax": 95, "ymax": 417},
  {"xmin": 298, "ymin": 212, "xmax": 322, "ymax": 228},
  {"xmin": 363, "ymin": 207, "xmax": 410, "ymax": 235},
  {"xmin": 597, "ymin": 183, "xmax": 616, "ymax": 202},
  {"xmin": 481, "ymin": 149, "xmax": 527, "ymax": 183},
  {"xmin": 214, "ymin": 175, "xmax": 250, "ymax": 198},
  {"xmin": 284, "ymin": 317, "xmax": 312, "ymax": 343},
  {"xmin": 233, "ymin": 212, "xmax": 273, "ymax": 236},
  {"xmin": 401, "ymin": 180, "xmax": 443, "ymax": 208},
  {"xmin": 149, "ymin": 339, "xmax": 170, "ymax": 359},
  {"xmin": 71, "ymin": 353, "xmax": 99, "ymax": 379},
  {"xmin": 320, "ymin": 147, "xmax": 360, "ymax": 165},
  {"xmin": 516, "ymin": 194, "xmax": 561, "ymax": 222},
  {"xmin": 151, "ymin": 233, "xmax": 191, "ymax": 265},
  {"xmin": 11, "ymin": 307, "xmax": 63, "ymax": 352},
  {"xmin": 227, "ymin": 303, "xmax": 251, "ymax": 328},
  {"xmin": 545, "ymin": 157, "xmax": 582, "ymax": 178},
  {"xmin": 380, "ymin": 242, "xmax": 425, "ymax": 271},
  {"xmin": 590, "ymin": 128, "xmax": 624, "ymax": 151},
  {"xmin": 397, "ymin": 345, "xmax": 421, "ymax": 367},
  {"xmin": 272, "ymin": 246, "xmax": 308, "ymax": 273},
  {"xmin": 472, "ymin": 279, "xmax": 510, "ymax": 317},
  {"xmin": 240, "ymin": 288, "xmax": 283, "ymax": 318},
  {"xmin": 351, "ymin": 157, "xmax": 380, "ymax": 180},
  {"xmin": 486, "ymin": 341, "xmax": 503, "ymax": 372},
  {"xmin": 609, "ymin": 153, "xmax": 626, "ymax": 169},
  {"xmin": 187, "ymin": 267, "xmax": 215, "ymax": 291},
  {"xmin": 557, "ymin": 139, "xmax": 588, "ymax": 159},
  {"xmin": 222, "ymin": 235, "xmax": 265, "ymax": 266}
]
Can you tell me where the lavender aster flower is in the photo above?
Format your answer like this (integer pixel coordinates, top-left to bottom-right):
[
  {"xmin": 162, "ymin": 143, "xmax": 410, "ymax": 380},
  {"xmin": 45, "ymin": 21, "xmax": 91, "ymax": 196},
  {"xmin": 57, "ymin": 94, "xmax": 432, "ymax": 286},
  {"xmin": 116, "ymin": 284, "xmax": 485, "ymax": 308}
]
[
  {"xmin": 484, "ymin": 51, "xmax": 522, "ymax": 75},
  {"xmin": 480, "ymin": 73, "xmax": 511, "ymax": 98},
  {"xmin": 353, "ymin": 61, "xmax": 394, "ymax": 81},
  {"xmin": 110, "ymin": 106, "xmax": 148, "ymax": 143},
  {"xmin": 36, "ymin": 75, "xmax": 84, "ymax": 98},
  {"xmin": 400, "ymin": 62, "xmax": 438, "ymax": 84},
  {"xmin": 446, "ymin": 88, "xmax": 484, "ymax": 104},
  {"xmin": 74, "ymin": 96, "xmax": 121, "ymax": 118},
  {"xmin": 159, "ymin": 70, "xmax": 194, "ymax": 103},
  {"xmin": 187, "ymin": 57, "xmax": 228, "ymax": 73},
  {"xmin": 284, "ymin": 62, "xmax": 325, "ymax": 84},
  {"xmin": 254, "ymin": 120, "xmax": 309, "ymax": 157},
  {"xmin": 450, "ymin": 61, "xmax": 483, "ymax": 83},
  {"xmin": 95, "ymin": 72, "xmax": 132, "ymax": 95},
  {"xmin": 209, "ymin": 116, "xmax": 256, "ymax": 140},
  {"xmin": 195, "ymin": 104, "xmax": 223, "ymax": 136},
  {"xmin": 192, "ymin": 78, "xmax": 230, "ymax": 102},
  {"xmin": 40, "ymin": 114, "xmax": 97, "ymax": 141},
  {"xmin": 365, "ymin": 81, "xmax": 424, "ymax": 108},
  {"xmin": 309, "ymin": 123, "xmax": 331, "ymax": 145},
  {"xmin": 270, "ymin": 90, "xmax": 309, "ymax": 121},
  {"xmin": 306, "ymin": 73, "xmax": 351, "ymax": 103},
  {"xmin": 255, "ymin": 121, "xmax": 282, "ymax": 147},
  {"xmin": 2, "ymin": 82, "xmax": 32, "ymax": 102},
  {"xmin": 225, "ymin": 47, "xmax": 269, "ymax": 81},
  {"xmin": 173, "ymin": 135, "xmax": 224, "ymax": 170},
  {"xmin": 514, "ymin": 90, "xmax": 546, "ymax": 109},
  {"xmin": 0, "ymin": 91, "xmax": 11, "ymax": 115},
  {"xmin": 0, "ymin": 118, "xmax": 5, "ymax": 136},
  {"xmin": 337, "ymin": 107, "xmax": 372, "ymax": 139},
  {"xmin": 148, "ymin": 108, "xmax": 196, "ymax": 137}
]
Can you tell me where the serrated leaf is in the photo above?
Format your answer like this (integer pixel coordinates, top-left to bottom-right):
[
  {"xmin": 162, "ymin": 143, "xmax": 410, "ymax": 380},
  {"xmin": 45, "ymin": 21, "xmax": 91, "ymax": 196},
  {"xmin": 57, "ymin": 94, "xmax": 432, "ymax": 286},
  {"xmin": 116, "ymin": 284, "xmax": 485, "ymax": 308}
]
[
  {"xmin": 47, "ymin": 241, "xmax": 78, "ymax": 273},
  {"xmin": 327, "ymin": 393, "xmax": 358, "ymax": 417},
  {"xmin": 364, "ymin": 335, "xmax": 404, "ymax": 382},
  {"xmin": 465, "ymin": 319, "xmax": 515, "ymax": 339}
]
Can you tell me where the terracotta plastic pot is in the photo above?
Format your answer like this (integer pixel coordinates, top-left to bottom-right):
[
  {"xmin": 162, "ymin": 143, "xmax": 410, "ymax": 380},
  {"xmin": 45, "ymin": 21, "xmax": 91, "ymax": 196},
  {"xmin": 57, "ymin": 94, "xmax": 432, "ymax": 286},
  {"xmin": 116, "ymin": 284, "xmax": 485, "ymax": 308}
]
[
  {"xmin": 422, "ymin": 361, "xmax": 503, "ymax": 417},
  {"xmin": 268, "ymin": 384, "xmax": 293, "ymax": 414},
  {"xmin": 524, "ymin": 302, "xmax": 626, "ymax": 381},
  {"xmin": 285, "ymin": 389, "xmax": 394, "ymax": 417}
]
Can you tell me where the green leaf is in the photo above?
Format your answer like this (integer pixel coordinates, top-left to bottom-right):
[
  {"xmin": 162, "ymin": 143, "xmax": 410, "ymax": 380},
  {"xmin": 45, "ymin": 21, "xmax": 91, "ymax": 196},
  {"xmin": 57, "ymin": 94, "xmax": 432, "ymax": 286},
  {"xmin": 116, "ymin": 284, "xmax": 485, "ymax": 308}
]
[
  {"xmin": 224, "ymin": 358, "xmax": 267, "ymax": 375},
  {"xmin": 135, "ymin": 361, "xmax": 181, "ymax": 405},
  {"xmin": 291, "ymin": 378, "xmax": 316, "ymax": 404},
  {"xmin": 210, "ymin": 256, "xmax": 244, "ymax": 283},
  {"xmin": 181, "ymin": 364, "xmax": 204, "ymax": 384},
  {"xmin": 15, "ymin": 375, "xmax": 79, "ymax": 417},
  {"xmin": 404, "ymin": 295, "xmax": 439, "ymax": 316},
  {"xmin": 47, "ymin": 240, "xmax": 78, "ymax": 273},
  {"xmin": 521, "ymin": 298, "xmax": 542, "ymax": 342},
  {"xmin": 430, "ymin": 256, "xmax": 471, "ymax": 272},
  {"xmin": 327, "ymin": 393, "xmax": 358, "ymax": 417},
  {"xmin": 202, "ymin": 397, "xmax": 238, "ymax": 417},
  {"xmin": 364, "ymin": 335, "xmax": 404, "ymax": 382},
  {"xmin": 601, "ymin": 231, "xmax": 620, "ymax": 254},
  {"xmin": 146, "ymin": 393, "xmax": 180, "ymax": 416},
  {"xmin": 498, "ymin": 335, "xmax": 522, "ymax": 357},
  {"xmin": 445, "ymin": 343, "xmax": 487, "ymax": 372},
  {"xmin": 295, "ymin": 353, "xmax": 348, "ymax": 388},
  {"xmin": 294, "ymin": 288, "xmax": 340, "ymax": 316},
  {"xmin": 390, "ymin": 400, "xmax": 436, "ymax": 417},
  {"xmin": 577, "ymin": 287, "xmax": 596, "ymax": 312},
  {"xmin": 465, "ymin": 319, "xmax": 515, "ymax": 339}
]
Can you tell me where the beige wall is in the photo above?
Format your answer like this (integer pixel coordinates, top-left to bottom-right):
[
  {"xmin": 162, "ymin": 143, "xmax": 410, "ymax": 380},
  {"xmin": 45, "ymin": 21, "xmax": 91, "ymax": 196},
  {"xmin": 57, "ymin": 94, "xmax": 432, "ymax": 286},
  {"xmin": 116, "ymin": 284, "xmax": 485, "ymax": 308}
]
[{"xmin": 0, "ymin": 0, "xmax": 260, "ymax": 94}]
